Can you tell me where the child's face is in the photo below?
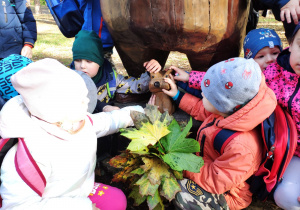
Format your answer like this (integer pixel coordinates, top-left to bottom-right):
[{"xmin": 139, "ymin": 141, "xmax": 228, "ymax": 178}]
[
  {"xmin": 74, "ymin": 59, "xmax": 100, "ymax": 78},
  {"xmin": 254, "ymin": 46, "xmax": 281, "ymax": 71},
  {"xmin": 202, "ymin": 93, "xmax": 227, "ymax": 117},
  {"xmin": 289, "ymin": 30, "xmax": 300, "ymax": 75}
]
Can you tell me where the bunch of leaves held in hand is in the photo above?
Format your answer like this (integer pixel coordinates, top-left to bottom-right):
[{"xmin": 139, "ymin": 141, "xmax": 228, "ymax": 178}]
[{"xmin": 109, "ymin": 105, "xmax": 204, "ymax": 210}]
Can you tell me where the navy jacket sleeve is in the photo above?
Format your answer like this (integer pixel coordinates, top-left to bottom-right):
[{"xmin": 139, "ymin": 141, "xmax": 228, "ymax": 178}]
[
  {"xmin": 177, "ymin": 81, "xmax": 203, "ymax": 99},
  {"xmin": 14, "ymin": 0, "xmax": 37, "ymax": 46},
  {"xmin": 256, "ymin": 0, "xmax": 289, "ymax": 20}
]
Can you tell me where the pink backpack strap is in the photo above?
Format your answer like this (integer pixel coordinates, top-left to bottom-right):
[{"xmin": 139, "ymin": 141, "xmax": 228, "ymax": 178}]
[
  {"xmin": 0, "ymin": 138, "xmax": 11, "ymax": 151},
  {"xmin": 1, "ymin": 116, "xmax": 93, "ymax": 198},
  {"xmin": 87, "ymin": 115, "xmax": 93, "ymax": 125},
  {"xmin": 14, "ymin": 138, "xmax": 46, "ymax": 197}
]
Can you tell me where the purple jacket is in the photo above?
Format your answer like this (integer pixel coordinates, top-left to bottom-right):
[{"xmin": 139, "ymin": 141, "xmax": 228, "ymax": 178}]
[{"xmin": 264, "ymin": 48, "xmax": 300, "ymax": 157}]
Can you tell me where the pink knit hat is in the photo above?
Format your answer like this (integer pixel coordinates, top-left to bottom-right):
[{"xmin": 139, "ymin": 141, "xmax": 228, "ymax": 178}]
[{"xmin": 11, "ymin": 58, "xmax": 88, "ymax": 123}]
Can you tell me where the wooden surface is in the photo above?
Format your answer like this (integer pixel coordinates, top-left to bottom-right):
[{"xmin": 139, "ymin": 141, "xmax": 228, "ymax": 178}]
[{"xmin": 101, "ymin": 0, "xmax": 250, "ymax": 76}]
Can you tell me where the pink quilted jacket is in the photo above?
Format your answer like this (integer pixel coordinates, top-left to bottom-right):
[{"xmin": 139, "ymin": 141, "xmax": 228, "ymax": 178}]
[{"xmin": 264, "ymin": 62, "xmax": 300, "ymax": 157}]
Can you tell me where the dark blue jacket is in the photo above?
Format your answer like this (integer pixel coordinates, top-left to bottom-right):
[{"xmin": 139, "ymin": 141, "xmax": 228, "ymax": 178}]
[
  {"xmin": 0, "ymin": 0, "xmax": 37, "ymax": 58},
  {"xmin": 255, "ymin": 0, "xmax": 295, "ymax": 39},
  {"xmin": 79, "ymin": 0, "xmax": 113, "ymax": 49},
  {"xmin": 256, "ymin": 0, "xmax": 289, "ymax": 20}
]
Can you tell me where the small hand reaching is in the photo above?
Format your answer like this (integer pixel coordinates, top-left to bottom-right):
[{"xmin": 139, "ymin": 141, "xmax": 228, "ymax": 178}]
[
  {"xmin": 280, "ymin": 0, "xmax": 300, "ymax": 24},
  {"xmin": 21, "ymin": 45, "xmax": 33, "ymax": 59},
  {"xmin": 162, "ymin": 74, "xmax": 178, "ymax": 98},
  {"xmin": 103, "ymin": 105, "xmax": 120, "ymax": 112},
  {"xmin": 168, "ymin": 66, "xmax": 189, "ymax": 82},
  {"xmin": 92, "ymin": 203, "xmax": 100, "ymax": 210},
  {"xmin": 147, "ymin": 94, "xmax": 157, "ymax": 106},
  {"xmin": 144, "ymin": 59, "xmax": 161, "ymax": 73}
]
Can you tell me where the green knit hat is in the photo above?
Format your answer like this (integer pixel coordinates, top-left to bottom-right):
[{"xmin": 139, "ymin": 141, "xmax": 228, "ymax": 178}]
[{"xmin": 72, "ymin": 30, "xmax": 104, "ymax": 67}]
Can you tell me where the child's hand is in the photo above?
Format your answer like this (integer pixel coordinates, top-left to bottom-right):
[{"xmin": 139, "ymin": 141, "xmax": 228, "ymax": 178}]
[
  {"xmin": 280, "ymin": 0, "xmax": 300, "ymax": 24},
  {"xmin": 92, "ymin": 203, "xmax": 100, "ymax": 210},
  {"xmin": 169, "ymin": 66, "xmax": 189, "ymax": 82},
  {"xmin": 147, "ymin": 94, "xmax": 157, "ymax": 106},
  {"xmin": 162, "ymin": 74, "xmax": 178, "ymax": 98},
  {"xmin": 144, "ymin": 59, "xmax": 161, "ymax": 73},
  {"xmin": 103, "ymin": 105, "xmax": 120, "ymax": 112}
]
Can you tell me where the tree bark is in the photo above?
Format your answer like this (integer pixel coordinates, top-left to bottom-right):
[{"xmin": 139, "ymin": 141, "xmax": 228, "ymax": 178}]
[{"xmin": 34, "ymin": 0, "xmax": 40, "ymax": 14}]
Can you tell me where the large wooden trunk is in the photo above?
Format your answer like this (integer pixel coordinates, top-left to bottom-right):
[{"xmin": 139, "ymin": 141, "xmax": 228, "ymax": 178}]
[{"xmin": 101, "ymin": 0, "xmax": 250, "ymax": 77}]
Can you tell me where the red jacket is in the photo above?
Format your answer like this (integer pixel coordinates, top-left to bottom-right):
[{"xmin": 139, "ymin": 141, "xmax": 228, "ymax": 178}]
[{"xmin": 180, "ymin": 75, "xmax": 277, "ymax": 209}]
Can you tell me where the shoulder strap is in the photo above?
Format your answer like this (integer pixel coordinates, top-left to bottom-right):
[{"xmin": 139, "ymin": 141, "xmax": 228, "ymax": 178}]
[
  {"xmin": 2, "ymin": 116, "xmax": 95, "ymax": 197},
  {"xmin": 213, "ymin": 129, "xmax": 241, "ymax": 155},
  {"xmin": 106, "ymin": 67, "xmax": 117, "ymax": 98},
  {"xmin": 14, "ymin": 138, "xmax": 46, "ymax": 197},
  {"xmin": 87, "ymin": 115, "xmax": 93, "ymax": 125},
  {"xmin": 0, "ymin": 138, "xmax": 46, "ymax": 197}
]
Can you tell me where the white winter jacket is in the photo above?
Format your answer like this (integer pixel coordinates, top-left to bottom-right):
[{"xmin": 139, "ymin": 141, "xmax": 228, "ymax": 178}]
[{"xmin": 0, "ymin": 96, "xmax": 143, "ymax": 210}]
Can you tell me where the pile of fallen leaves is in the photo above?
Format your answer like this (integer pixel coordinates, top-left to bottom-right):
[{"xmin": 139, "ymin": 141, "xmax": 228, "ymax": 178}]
[{"xmin": 109, "ymin": 105, "xmax": 203, "ymax": 209}]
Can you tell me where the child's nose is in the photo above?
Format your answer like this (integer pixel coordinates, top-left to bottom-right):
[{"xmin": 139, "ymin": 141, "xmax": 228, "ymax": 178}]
[
  {"xmin": 266, "ymin": 55, "xmax": 275, "ymax": 63},
  {"xmin": 81, "ymin": 61, "xmax": 86, "ymax": 68}
]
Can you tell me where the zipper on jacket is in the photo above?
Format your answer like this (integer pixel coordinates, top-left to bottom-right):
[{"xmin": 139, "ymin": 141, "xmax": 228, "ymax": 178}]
[
  {"xmin": 198, "ymin": 118, "xmax": 216, "ymax": 157},
  {"xmin": 288, "ymin": 78, "xmax": 300, "ymax": 113},
  {"xmin": 2, "ymin": 1, "xmax": 7, "ymax": 23}
]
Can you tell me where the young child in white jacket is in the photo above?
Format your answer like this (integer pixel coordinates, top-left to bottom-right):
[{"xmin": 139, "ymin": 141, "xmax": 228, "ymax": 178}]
[{"xmin": 0, "ymin": 58, "xmax": 143, "ymax": 210}]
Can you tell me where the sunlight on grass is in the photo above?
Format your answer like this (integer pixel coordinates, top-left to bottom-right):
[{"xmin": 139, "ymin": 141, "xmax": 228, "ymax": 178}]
[{"xmin": 32, "ymin": 15, "xmax": 74, "ymax": 66}]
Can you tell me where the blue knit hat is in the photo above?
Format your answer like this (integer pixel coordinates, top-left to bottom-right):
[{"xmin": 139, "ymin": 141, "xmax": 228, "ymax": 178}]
[
  {"xmin": 243, "ymin": 28, "xmax": 282, "ymax": 59},
  {"xmin": 201, "ymin": 57, "xmax": 261, "ymax": 114},
  {"xmin": 292, "ymin": 23, "xmax": 300, "ymax": 38},
  {"xmin": 0, "ymin": 54, "xmax": 32, "ymax": 101}
]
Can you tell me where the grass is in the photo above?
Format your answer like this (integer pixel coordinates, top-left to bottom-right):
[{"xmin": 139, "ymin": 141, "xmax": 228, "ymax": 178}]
[{"xmin": 32, "ymin": 14, "xmax": 74, "ymax": 66}]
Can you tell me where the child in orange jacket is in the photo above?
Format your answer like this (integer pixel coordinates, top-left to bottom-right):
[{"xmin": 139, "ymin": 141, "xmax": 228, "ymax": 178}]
[{"xmin": 162, "ymin": 57, "xmax": 277, "ymax": 209}]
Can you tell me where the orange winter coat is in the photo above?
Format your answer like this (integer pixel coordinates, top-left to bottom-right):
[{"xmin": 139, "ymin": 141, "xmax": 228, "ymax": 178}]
[{"xmin": 180, "ymin": 75, "xmax": 277, "ymax": 210}]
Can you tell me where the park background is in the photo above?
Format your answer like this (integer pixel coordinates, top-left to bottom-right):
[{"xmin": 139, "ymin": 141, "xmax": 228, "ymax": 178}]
[{"xmin": 29, "ymin": 4, "xmax": 286, "ymax": 210}]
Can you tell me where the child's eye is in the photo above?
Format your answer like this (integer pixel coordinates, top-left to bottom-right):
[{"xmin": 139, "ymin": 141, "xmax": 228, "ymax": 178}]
[
  {"xmin": 257, "ymin": 55, "xmax": 264, "ymax": 59},
  {"xmin": 75, "ymin": 59, "xmax": 82, "ymax": 62},
  {"xmin": 273, "ymin": 52, "xmax": 279, "ymax": 55}
]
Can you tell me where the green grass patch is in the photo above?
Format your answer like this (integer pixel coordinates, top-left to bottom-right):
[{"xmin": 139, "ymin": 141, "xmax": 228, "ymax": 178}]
[{"xmin": 32, "ymin": 15, "xmax": 74, "ymax": 66}]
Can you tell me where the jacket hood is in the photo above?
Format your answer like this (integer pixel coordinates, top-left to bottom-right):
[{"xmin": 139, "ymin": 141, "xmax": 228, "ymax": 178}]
[
  {"xmin": 277, "ymin": 47, "xmax": 294, "ymax": 73},
  {"xmin": 216, "ymin": 74, "xmax": 277, "ymax": 131},
  {"xmin": 0, "ymin": 96, "xmax": 37, "ymax": 139}
]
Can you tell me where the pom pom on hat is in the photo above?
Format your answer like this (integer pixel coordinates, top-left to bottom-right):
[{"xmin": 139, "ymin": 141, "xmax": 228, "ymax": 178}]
[
  {"xmin": 201, "ymin": 57, "xmax": 262, "ymax": 114},
  {"xmin": 11, "ymin": 58, "xmax": 89, "ymax": 123},
  {"xmin": 0, "ymin": 54, "xmax": 32, "ymax": 100},
  {"xmin": 243, "ymin": 28, "xmax": 282, "ymax": 59}
]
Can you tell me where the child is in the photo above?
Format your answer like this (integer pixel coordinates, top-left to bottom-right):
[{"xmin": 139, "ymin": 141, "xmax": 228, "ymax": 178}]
[
  {"xmin": 243, "ymin": 28, "xmax": 282, "ymax": 71},
  {"xmin": 0, "ymin": 54, "xmax": 32, "ymax": 111},
  {"xmin": 264, "ymin": 23, "xmax": 300, "ymax": 209},
  {"xmin": 0, "ymin": 58, "xmax": 144, "ymax": 209},
  {"xmin": 162, "ymin": 57, "xmax": 277, "ymax": 209},
  {"xmin": 0, "ymin": 54, "xmax": 98, "ymax": 113},
  {"xmin": 165, "ymin": 28, "xmax": 283, "ymax": 94},
  {"xmin": 72, "ymin": 30, "xmax": 161, "ymax": 113}
]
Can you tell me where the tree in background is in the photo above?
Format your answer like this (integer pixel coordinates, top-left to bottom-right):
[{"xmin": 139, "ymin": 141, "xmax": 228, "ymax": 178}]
[{"xmin": 34, "ymin": 0, "xmax": 40, "ymax": 14}]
